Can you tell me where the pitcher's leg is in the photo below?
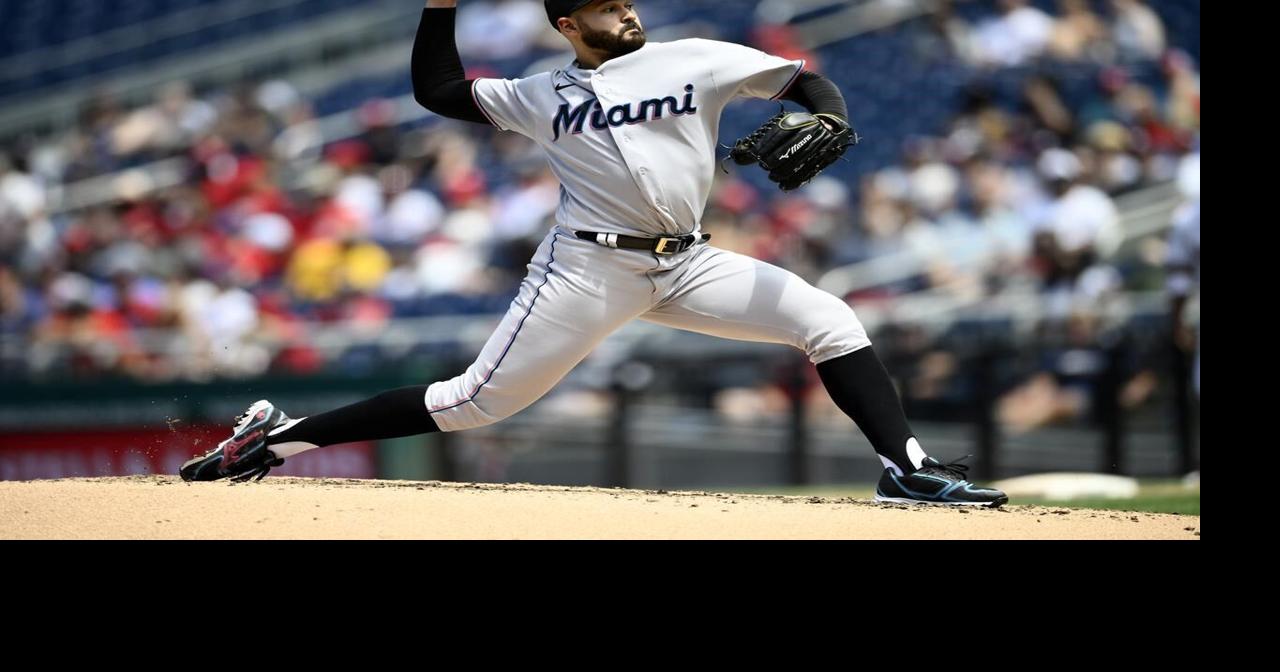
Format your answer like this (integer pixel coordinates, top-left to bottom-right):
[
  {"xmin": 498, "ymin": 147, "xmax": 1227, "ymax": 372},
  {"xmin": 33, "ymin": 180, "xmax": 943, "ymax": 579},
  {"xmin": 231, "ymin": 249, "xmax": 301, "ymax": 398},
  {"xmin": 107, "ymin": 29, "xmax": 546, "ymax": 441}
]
[
  {"xmin": 642, "ymin": 246, "xmax": 869, "ymax": 363},
  {"xmin": 182, "ymin": 232, "xmax": 653, "ymax": 482},
  {"xmin": 426, "ymin": 232, "xmax": 651, "ymax": 431},
  {"xmin": 643, "ymin": 247, "xmax": 924, "ymax": 475}
]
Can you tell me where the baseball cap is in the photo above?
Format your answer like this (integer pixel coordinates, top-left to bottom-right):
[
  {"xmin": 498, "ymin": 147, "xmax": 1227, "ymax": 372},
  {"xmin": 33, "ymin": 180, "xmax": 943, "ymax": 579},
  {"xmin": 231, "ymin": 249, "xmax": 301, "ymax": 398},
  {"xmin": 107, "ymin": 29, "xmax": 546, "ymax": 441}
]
[{"xmin": 545, "ymin": 0, "xmax": 598, "ymax": 28}]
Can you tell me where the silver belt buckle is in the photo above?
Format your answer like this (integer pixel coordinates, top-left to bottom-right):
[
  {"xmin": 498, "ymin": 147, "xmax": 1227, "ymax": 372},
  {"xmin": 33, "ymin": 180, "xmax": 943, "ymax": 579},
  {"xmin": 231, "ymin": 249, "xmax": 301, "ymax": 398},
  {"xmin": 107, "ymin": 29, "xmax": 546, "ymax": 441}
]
[{"xmin": 654, "ymin": 236, "xmax": 683, "ymax": 255}]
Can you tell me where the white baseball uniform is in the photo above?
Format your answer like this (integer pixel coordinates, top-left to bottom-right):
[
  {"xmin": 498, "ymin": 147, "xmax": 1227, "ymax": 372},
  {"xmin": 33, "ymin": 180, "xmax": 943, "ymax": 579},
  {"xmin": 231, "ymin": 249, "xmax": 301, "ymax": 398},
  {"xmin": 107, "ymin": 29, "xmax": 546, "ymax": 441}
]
[{"xmin": 424, "ymin": 38, "xmax": 872, "ymax": 431}]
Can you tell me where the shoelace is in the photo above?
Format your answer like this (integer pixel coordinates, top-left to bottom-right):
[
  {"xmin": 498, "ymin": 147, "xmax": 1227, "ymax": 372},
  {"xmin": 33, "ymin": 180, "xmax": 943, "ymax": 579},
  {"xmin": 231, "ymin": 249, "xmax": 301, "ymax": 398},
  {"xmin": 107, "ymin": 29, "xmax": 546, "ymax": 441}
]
[
  {"xmin": 225, "ymin": 405, "xmax": 284, "ymax": 482},
  {"xmin": 919, "ymin": 455, "xmax": 973, "ymax": 481},
  {"xmin": 231, "ymin": 408, "xmax": 257, "ymax": 432}
]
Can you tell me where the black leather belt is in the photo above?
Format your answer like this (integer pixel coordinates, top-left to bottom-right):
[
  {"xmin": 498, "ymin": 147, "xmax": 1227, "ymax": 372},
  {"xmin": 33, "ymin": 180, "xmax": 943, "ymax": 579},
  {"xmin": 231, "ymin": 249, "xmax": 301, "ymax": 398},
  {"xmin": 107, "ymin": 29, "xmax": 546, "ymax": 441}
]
[{"xmin": 575, "ymin": 230, "xmax": 710, "ymax": 255}]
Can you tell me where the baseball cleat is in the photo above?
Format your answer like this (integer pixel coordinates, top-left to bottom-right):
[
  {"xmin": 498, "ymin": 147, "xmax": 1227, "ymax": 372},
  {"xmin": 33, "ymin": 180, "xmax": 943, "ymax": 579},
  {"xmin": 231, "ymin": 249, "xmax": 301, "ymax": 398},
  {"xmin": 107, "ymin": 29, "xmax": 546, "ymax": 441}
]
[
  {"xmin": 180, "ymin": 400, "xmax": 289, "ymax": 482},
  {"xmin": 875, "ymin": 456, "xmax": 1008, "ymax": 507}
]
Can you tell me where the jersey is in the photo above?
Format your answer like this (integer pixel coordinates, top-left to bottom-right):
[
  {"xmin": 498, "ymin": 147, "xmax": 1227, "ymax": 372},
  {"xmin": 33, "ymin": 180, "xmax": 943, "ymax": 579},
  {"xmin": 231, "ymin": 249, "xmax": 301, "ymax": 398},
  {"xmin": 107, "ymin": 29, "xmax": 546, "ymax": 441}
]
[{"xmin": 470, "ymin": 38, "xmax": 805, "ymax": 237}]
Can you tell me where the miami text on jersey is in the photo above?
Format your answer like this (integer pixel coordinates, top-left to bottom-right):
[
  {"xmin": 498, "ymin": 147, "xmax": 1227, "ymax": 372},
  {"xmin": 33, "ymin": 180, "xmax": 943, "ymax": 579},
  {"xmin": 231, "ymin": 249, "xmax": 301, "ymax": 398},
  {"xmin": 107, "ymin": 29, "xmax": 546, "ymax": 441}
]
[{"xmin": 552, "ymin": 84, "xmax": 698, "ymax": 141}]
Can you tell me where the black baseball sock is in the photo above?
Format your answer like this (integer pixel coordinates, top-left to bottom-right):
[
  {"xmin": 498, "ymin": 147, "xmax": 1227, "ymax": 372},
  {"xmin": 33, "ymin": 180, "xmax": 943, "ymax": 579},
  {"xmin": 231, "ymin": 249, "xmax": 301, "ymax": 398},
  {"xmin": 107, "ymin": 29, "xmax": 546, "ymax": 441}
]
[
  {"xmin": 815, "ymin": 346, "xmax": 923, "ymax": 475},
  {"xmin": 265, "ymin": 386, "xmax": 440, "ymax": 455}
]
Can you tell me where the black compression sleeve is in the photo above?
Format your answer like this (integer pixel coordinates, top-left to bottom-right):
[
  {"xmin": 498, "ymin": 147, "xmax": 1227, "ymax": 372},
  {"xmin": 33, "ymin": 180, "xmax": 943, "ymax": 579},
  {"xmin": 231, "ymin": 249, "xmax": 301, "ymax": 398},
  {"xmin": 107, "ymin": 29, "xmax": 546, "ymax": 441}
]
[
  {"xmin": 266, "ymin": 386, "xmax": 440, "ymax": 447},
  {"xmin": 781, "ymin": 70, "xmax": 849, "ymax": 121},
  {"xmin": 816, "ymin": 347, "xmax": 917, "ymax": 475},
  {"xmin": 411, "ymin": 8, "xmax": 491, "ymax": 124}
]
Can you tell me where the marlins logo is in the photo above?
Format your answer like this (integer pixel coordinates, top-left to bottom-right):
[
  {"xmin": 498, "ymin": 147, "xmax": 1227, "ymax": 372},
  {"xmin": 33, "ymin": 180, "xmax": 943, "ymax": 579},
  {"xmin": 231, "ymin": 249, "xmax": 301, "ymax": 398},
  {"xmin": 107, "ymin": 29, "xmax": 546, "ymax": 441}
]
[{"xmin": 552, "ymin": 84, "xmax": 699, "ymax": 141}]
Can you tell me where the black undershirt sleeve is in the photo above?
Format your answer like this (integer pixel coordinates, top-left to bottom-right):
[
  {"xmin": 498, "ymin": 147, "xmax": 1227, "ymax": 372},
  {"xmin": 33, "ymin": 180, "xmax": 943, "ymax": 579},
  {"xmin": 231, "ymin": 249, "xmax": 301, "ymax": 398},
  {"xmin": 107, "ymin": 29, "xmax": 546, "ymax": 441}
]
[
  {"xmin": 781, "ymin": 70, "xmax": 850, "ymax": 122},
  {"xmin": 411, "ymin": 7, "xmax": 491, "ymax": 125}
]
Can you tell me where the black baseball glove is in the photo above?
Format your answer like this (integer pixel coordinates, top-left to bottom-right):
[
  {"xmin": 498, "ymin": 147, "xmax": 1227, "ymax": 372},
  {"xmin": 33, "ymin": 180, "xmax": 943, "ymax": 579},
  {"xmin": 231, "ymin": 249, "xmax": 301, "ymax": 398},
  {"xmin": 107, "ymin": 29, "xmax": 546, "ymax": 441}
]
[{"xmin": 729, "ymin": 111, "xmax": 859, "ymax": 191}]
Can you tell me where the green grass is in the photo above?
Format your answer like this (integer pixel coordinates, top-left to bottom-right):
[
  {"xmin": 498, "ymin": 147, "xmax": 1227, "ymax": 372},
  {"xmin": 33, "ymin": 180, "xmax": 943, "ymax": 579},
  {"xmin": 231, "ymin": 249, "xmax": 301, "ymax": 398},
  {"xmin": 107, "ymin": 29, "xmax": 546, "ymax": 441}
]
[
  {"xmin": 714, "ymin": 481, "xmax": 1199, "ymax": 516},
  {"xmin": 1016, "ymin": 483, "xmax": 1199, "ymax": 515}
]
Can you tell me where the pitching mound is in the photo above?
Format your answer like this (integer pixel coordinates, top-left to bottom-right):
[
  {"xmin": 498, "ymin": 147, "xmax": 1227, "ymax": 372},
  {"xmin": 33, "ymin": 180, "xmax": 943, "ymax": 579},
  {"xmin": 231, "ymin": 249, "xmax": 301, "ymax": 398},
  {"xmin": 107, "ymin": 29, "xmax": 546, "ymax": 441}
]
[{"xmin": 1, "ymin": 476, "xmax": 1199, "ymax": 539}]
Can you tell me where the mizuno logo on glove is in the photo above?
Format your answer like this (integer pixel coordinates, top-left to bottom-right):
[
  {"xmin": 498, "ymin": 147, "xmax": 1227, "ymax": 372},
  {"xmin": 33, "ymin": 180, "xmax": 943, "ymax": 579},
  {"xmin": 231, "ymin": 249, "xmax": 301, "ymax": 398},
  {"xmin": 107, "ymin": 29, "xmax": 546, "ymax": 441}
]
[{"xmin": 780, "ymin": 133, "xmax": 813, "ymax": 160}]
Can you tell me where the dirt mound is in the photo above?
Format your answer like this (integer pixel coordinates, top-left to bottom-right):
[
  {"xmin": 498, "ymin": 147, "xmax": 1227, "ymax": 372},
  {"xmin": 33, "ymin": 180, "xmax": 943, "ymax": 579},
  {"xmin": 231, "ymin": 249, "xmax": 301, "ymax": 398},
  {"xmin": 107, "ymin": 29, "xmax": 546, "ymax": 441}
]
[{"xmin": 0, "ymin": 476, "xmax": 1200, "ymax": 540}]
